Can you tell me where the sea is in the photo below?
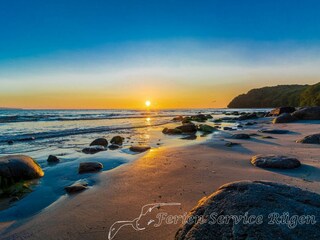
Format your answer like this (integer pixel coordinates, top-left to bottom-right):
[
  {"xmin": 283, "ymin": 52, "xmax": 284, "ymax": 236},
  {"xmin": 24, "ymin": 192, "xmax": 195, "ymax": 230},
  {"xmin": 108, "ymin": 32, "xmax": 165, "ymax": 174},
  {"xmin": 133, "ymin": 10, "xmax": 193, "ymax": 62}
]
[{"xmin": 0, "ymin": 108, "xmax": 268, "ymax": 221}]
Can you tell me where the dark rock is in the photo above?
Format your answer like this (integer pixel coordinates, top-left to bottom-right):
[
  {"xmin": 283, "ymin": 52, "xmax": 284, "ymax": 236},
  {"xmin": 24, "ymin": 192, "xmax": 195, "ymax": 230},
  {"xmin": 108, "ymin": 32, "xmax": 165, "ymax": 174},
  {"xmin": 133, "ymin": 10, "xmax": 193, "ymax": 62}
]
[
  {"xmin": 82, "ymin": 146, "xmax": 106, "ymax": 154},
  {"xmin": 292, "ymin": 107, "xmax": 320, "ymax": 120},
  {"xmin": 261, "ymin": 135, "xmax": 275, "ymax": 139},
  {"xmin": 238, "ymin": 113, "xmax": 258, "ymax": 121},
  {"xmin": 47, "ymin": 155, "xmax": 60, "ymax": 163},
  {"xmin": 176, "ymin": 123, "xmax": 197, "ymax": 134},
  {"xmin": 175, "ymin": 181, "xmax": 320, "ymax": 240},
  {"xmin": 251, "ymin": 154, "xmax": 301, "ymax": 169},
  {"xmin": 190, "ymin": 114, "xmax": 208, "ymax": 122},
  {"xmin": 172, "ymin": 116, "xmax": 184, "ymax": 121},
  {"xmin": 205, "ymin": 114, "xmax": 213, "ymax": 119},
  {"xmin": 78, "ymin": 162, "xmax": 103, "ymax": 173},
  {"xmin": 65, "ymin": 182, "xmax": 88, "ymax": 194},
  {"xmin": 89, "ymin": 138, "xmax": 108, "ymax": 147},
  {"xmin": 273, "ymin": 113, "xmax": 297, "ymax": 123},
  {"xmin": 162, "ymin": 128, "xmax": 183, "ymax": 135},
  {"xmin": 223, "ymin": 127, "xmax": 234, "ymax": 131},
  {"xmin": 270, "ymin": 107, "xmax": 296, "ymax": 116},
  {"xmin": 259, "ymin": 129, "xmax": 289, "ymax": 134},
  {"xmin": 296, "ymin": 134, "xmax": 320, "ymax": 144},
  {"xmin": 181, "ymin": 117, "xmax": 192, "ymax": 124},
  {"xmin": 7, "ymin": 140, "xmax": 14, "ymax": 145},
  {"xmin": 129, "ymin": 146, "xmax": 151, "ymax": 153},
  {"xmin": 110, "ymin": 136, "xmax": 124, "ymax": 145},
  {"xmin": 108, "ymin": 144, "xmax": 120, "ymax": 150},
  {"xmin": 198, "ymin": 124, "xmax": 217, "ymax": 133},
  {"xmin": 231, "ymin": 133, "xmax": 250, "ymax": 139},
  {"xmin": 0, "ymin": 155, "xmax": 44, "ymax": 188}
]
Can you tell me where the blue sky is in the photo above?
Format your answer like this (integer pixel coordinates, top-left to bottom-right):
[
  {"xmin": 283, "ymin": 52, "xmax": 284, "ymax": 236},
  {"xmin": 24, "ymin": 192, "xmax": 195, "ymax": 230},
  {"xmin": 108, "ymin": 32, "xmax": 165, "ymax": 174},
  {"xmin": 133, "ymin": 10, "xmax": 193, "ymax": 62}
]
[
  {"xmin": 0, "ymin": 0, "xmax": 320, "ymax": 108},
  {"xmin": 1, "ymin": 0, "xmax": 320, "ymax": 59}
]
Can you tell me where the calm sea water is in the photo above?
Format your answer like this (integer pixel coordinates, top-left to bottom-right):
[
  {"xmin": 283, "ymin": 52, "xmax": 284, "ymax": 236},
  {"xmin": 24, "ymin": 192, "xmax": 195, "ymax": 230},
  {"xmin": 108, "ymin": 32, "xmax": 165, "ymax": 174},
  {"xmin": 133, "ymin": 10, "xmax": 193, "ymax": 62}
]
[{"xmin": 0, "ymin": 108, "xmax": 266, "ymax": 154}]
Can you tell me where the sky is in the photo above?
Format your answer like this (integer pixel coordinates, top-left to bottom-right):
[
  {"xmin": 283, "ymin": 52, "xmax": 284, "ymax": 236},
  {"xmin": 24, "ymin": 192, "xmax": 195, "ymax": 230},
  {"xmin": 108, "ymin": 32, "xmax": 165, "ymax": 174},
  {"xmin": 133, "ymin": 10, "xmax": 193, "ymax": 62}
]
[{"xmin": 1, "ymin": 0, "xmax": 320, "ymax": 109}]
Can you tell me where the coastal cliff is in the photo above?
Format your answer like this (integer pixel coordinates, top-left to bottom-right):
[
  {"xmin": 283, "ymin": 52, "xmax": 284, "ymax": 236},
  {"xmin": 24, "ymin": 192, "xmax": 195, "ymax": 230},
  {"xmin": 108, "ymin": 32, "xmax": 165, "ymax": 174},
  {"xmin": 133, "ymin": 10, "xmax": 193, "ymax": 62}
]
[{"xmin": 228, "ymin": 82, "xmax": 320, "ymax": 108}]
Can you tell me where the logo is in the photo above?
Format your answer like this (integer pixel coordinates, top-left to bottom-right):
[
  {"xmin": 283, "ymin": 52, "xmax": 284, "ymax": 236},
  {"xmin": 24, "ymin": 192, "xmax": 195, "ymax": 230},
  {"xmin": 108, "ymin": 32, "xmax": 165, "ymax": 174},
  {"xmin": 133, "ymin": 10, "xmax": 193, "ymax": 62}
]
[{"xmin": 108, "ymin": 202, "xmax": 181, "ymax": 240}]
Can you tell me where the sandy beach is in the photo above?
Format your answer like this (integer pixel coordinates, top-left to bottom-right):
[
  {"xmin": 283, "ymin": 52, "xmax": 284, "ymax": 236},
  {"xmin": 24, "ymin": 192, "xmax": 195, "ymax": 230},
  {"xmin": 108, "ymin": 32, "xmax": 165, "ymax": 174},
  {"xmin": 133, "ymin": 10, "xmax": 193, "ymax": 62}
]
[{"xmin": 0, "ymin": 119, "xmax": 319, "ymax": 240}]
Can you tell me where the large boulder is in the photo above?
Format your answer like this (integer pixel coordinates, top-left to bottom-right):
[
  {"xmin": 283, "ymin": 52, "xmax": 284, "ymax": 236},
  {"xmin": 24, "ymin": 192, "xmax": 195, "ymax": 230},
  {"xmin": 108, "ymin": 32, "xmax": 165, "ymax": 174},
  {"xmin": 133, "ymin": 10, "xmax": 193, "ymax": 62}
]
[
  {"xmin": 110, "ymin": 136, "xmax": 124, "ymax": 145},
  {"xmin": 175, "ymin": 181, "xmax": 320, "ymax": 240},
  {"xmin": 292, "ymin": 107, "xmax": 320, "ymax": 120},
  {"xmin": 89, "ymin": 138, "xmax": 108, "ymax": 147},
  {"xmin": 270, "ymin": 107, "xmax": 296, "ymax": 116},
  {"xmin": 272, "ymin": 113, "xmax": 297, "ymax": 124},
  {"xmin": 78, "ymin": 162, "xmax": 103, "ymax": 174},
  {"xmin": 0, "ymin": 155, "xmax": 44, "ymax": 188},
  {"xmin": 251, "ymin": 154, "xmax": 301, "ymax": 169},
  {"xmin": 176, "ymin": 123, "xmax": 197, "ymax": 134},
  {"xmin": 296, "ymin": 134, "xmax": 320, "ymax": 144}
]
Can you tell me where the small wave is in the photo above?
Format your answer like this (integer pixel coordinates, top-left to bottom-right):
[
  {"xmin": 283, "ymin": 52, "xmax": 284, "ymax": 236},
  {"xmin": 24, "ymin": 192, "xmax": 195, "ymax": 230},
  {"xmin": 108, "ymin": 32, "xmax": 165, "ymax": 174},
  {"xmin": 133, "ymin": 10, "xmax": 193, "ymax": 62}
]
[
  {"xmin": 0, "ymin": 121, "xmax": 170, "ymax": 143},
  {"xmin": 0, "ymin": 113, "xmax": 178, "ymax": 123}
]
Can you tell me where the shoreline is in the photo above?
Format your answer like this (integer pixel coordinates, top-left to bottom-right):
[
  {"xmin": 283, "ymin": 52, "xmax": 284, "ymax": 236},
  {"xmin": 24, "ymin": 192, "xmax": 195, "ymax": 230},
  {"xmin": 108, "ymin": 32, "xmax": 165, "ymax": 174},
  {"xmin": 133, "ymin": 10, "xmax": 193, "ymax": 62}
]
[{"xmin": 0, "ymin": 120, "xmax": 319, "ymax": 239}]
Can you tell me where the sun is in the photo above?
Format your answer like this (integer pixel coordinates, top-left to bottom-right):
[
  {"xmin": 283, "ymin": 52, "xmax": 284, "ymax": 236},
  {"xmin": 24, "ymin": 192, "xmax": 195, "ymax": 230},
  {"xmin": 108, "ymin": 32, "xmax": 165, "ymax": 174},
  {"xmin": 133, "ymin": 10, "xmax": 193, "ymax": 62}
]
[{"xmin": 145, "ymin": 100, "xmax": 151, "ymax": 107}]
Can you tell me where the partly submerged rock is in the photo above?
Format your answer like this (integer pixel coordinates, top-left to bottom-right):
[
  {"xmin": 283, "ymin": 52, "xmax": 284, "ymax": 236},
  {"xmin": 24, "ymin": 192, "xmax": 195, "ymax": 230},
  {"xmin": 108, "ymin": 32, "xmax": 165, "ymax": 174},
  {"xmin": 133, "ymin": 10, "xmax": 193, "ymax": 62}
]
[
  {"xmin": 292, "ymin": 107, "xmax": 320, "ymax": 120},
  {"xmin": 272, "ymin": 113, "xmax": 297, "ymax": 124},
  {"xmin": 89, "ymin": 138, "xmax": 108, "ymax": 147},
  {"xmin": 190, "ymin": 114, "xmax": 208, "ymax": 122},
  {"xmin": 129, "ymin": 145, "xmax": 151, "ymax": 153},
  {"xmin": 172, "ymin": 116, "xmax": 184, "ymax": 121},
  {"xmin": 82, "ymin": 145, "xmax": 106, "ymax": 154},
  {"xmin": 176, "ymin": 123, "xmax": 197, "ymax": 134},
  {"xmin": 270, "ymin": 107, "xmax": 296, "ymax": 116},
  {"xmin": 47, "ymin": 155, "xmax": 60, "ymax": 163},
  {"xmin": 78, "ymin": 162, "xmax": 103, "ymax": 174},
  {"xmin": 65, "ymin": 182, "xmax": 88, "ymax": 194},
  {"xmin": 231, "ymin": 133, "xmax": 250, "ymax": 139},
  {"xmin": 198, "ymin": 124, "xmax": 217, "ymax": 133},
  {"xmin": 108, "ymin": 144, "xmax": 120, "ymax": 150},
  {"xmin": 175, "ymin": 181, "xmax": 320, "ymax": 240},
  {"xmin": 251, "ymin": 154, "xmax": 301, "ymax": 169},
  {"xmin": 162, "ymin": 128, "xmax": 183, "ymax": 135},
  {"xmin": 296, "ymin": 133, "xmax": 320, "ymax": 144},
  {"xmin": 238, "ymin": 112, "xmax": 258, "ymax": 121},
  {"xmin": 110, "ymin": 136, "xmax": 124, "ymax": 145},
  {"xmin": 259, "ymin": 129, "xmax": 289, "ymax": 134},
  {"xmin": 0, "ymin": 155, "xmax": 44, "ymax": 188}
]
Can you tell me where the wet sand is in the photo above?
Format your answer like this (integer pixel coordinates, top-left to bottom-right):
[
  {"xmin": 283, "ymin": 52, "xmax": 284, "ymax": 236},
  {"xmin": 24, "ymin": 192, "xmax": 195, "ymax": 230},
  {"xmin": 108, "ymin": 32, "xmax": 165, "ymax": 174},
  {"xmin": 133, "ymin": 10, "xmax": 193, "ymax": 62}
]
[{"xmin": 0, "ymin": 121, "xmax": 319, "ymax": 240}]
